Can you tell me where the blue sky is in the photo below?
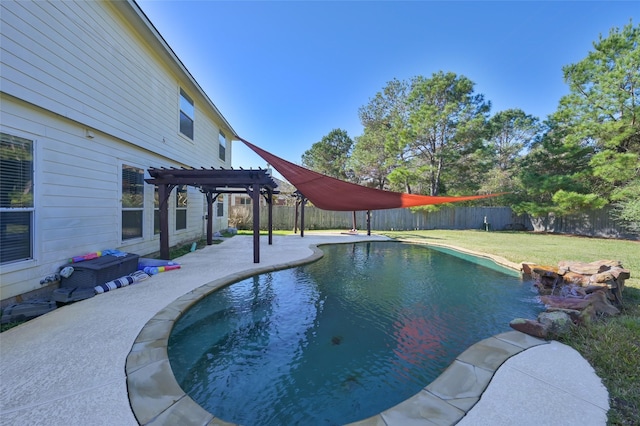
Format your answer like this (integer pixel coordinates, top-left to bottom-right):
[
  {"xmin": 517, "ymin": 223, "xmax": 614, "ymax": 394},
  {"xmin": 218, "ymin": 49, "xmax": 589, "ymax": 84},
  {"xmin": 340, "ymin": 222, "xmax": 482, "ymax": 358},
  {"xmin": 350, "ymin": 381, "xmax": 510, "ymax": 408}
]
[{"xmin": 137, "ymin": 1, "xmax": 636, "ymax": 170}]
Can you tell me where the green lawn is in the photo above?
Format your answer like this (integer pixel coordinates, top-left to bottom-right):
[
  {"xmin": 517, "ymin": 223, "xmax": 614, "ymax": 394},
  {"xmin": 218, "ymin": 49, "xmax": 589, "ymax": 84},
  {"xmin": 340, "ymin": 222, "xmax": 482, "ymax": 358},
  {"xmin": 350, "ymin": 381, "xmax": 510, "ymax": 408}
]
[
  {"xmin": 379, "ymin": 229, "xmax": 639, "ymax": 426},
  {"xmin": 379, "ymin": 230, "xmax": 639, "ymax": 288}
]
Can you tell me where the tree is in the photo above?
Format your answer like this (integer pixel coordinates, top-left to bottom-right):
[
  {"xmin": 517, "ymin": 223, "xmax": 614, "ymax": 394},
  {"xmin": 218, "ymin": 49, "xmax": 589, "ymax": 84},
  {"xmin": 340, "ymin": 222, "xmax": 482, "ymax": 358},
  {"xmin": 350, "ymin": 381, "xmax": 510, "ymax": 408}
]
[
  {"xmin": 356, "ymin": 74, "xmax": 493, "ymax": 196},
  {"xmin": 479, "ymin": 109, "xmax": 542, "ymax": 196},
  {"xmin": 349, "ymin": 127, "xmax": 394, "ymax": 189},
  {"xmin": 401, "ymin": 72, "xmax": 490, "ymax": 196},
  {"xmin": 559, "ymin": 21, "xmax": 639, "ymax": 155},
  {"xmin": 576, "ymin": 22, "xmax": 640, "ymax": 232},
  {"xmin": 301, "ymin": 129, "xmax": 353, "ymax": 180},
  {"xmin": 356, "ymin": 78, "xmax": 410, "ymax": 190},
  {"xmin": 358, "ymin": 78, "xmax": 410, "ymax": 132},
  {"xmin": 514, "ymin": 119, "xmax": 604, "ymax": 217},
  {"xmin": 487, "ymin": 109, "xmax": 541, "ymax": 171},
  {"xmin": 514, "ymin": 22, "xmax": 639, "ymax": 228},
  {"xmin": 556, "ymin": 21, "xmax": 639, "ymax": 226},
  {"xmin": 611, "ymin": 179, "xmax": 640, "ymax": 232}
]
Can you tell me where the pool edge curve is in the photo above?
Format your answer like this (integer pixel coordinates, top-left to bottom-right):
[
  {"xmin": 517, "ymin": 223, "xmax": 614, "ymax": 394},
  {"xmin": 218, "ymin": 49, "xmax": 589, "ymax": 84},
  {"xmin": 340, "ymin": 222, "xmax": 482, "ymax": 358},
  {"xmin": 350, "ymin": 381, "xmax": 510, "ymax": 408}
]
[{"xmin": 125, "ymin": 240, "xmax": 547, "ymax": 426}]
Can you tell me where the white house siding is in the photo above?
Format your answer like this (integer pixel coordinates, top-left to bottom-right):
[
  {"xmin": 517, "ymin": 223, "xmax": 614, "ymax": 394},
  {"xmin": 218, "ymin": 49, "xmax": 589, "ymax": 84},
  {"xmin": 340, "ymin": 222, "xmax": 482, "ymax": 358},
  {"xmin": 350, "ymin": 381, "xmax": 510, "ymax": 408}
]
[
  {"xmin": 0, "ymin": 0, "xmax": 236, "ymax": 302},
  {"xmin": 1, "ymin": 1, "xmax": 232, "ymax": 165}
]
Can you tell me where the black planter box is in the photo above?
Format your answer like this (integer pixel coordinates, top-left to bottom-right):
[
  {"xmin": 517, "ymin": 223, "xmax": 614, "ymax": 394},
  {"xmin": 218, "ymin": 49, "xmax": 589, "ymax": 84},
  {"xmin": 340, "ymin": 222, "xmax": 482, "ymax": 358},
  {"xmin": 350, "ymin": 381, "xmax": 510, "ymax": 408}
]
[{"xmin": 60, "ymin": 253, "xmax": 139, "ymax": 290}]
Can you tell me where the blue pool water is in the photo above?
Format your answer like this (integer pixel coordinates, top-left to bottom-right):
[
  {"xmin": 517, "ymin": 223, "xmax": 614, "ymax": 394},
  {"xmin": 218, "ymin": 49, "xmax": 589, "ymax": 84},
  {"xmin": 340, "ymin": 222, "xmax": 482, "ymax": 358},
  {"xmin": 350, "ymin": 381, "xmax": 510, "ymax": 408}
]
[{"xmin": 168, "ymin": 242, "xmax": 542, "ymax": 425}]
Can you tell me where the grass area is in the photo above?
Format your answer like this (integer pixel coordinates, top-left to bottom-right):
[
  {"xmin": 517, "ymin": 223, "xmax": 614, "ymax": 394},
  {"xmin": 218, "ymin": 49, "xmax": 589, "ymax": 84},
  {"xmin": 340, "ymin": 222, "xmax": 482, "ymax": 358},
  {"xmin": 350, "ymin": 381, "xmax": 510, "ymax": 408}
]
[
  {"xmin": 378, "ymin": 230, "xmax": 639, "ymax": 287},
  {"xmin": 380, "ymin": 229, "xmax": 640, "ymax": 425},
  {"xmin": 0, "ymin": 319, "xmax": 21, "ymax": 332},
  {"xmin": 163, "ymin": 230, "xmax": 243, "ymax": 259},
  {"xmin": 163, "ymin": 238, "xmax": 210, "ymax": 259}
]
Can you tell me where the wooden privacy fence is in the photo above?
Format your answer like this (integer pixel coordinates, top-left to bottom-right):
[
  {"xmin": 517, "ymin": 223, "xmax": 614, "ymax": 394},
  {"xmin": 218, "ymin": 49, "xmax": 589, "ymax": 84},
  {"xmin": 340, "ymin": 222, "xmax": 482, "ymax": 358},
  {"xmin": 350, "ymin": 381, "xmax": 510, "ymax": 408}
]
[
  {"xmin": 229, "ymin": 205, "xmax": 530, "ymax": 232},
  {"xmin": 529, "ymin": 207, "xmax": 638, "ymax": 240},
  {"xmin": 229, "ymin": 204, "xmax": 637, "ymax": 239}
]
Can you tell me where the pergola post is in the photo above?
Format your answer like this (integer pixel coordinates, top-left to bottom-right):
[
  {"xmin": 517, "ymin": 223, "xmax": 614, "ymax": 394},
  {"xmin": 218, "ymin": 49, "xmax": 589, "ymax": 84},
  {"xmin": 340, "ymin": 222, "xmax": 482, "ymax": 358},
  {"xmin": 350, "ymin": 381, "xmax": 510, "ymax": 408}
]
[
  {"xmin": 294, "ymin": 198, "xmax": 300, "ymax": 234},
  {"xmin": 300, "ymin": 196, "xmax": 307, "ymax": 238},
  {"xmin": 267, "ymin": 188, "xmax": 273, "ymax": 245},
  {"xmin": 252, "ymin": 183, "xmax": 260, "ymax": 263},
  {"xmin": 158, "ymin": 184, "xmax": 172, "ymax": 260},
  {"xmin": 206, "ymin": 192, "xmax": 214, "ymax": 245},
  {"xmin": 367, "ymin": 210, "xmax": 371, "ymax": 236}
]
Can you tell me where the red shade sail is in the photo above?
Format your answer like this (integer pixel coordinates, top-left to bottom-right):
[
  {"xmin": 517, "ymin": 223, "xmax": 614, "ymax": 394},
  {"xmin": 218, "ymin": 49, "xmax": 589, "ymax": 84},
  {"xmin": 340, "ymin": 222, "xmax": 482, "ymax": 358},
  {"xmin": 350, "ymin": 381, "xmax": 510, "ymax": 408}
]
[{"xmin": 240, "ymin": 137, "xmax": 502, "ymax": 211}]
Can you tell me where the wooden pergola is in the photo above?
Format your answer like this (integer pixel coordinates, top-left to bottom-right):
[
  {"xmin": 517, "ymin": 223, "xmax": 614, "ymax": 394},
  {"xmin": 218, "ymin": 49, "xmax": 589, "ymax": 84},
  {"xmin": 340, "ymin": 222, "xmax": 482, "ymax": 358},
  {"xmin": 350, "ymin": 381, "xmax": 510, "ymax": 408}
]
[{"xmin": 145, "ymin": 167, "xmax": 278, "ymax": 263}]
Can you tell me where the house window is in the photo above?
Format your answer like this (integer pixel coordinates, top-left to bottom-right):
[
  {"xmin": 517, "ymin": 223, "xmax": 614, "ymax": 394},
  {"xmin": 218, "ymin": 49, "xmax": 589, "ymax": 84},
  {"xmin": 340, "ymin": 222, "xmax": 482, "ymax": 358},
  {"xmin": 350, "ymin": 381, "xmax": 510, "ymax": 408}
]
[
  {"xmin": 179, "ymin": 88, "xmax": 194, "ymax": 139},
  {"xmin": 122, "ymin": 165, "xmax": 144, "ymax": 240},
  {"xmin": 219, "ymin": 131, "xmax": 226, "ymax": 161},
  {"xmin": 216, "ymin": 194, "xmax": 224, "ymax": 217},
  {"xmin": 175, "ymin": 185, "xmax": 187, "ymax": 230},
  {"xmin": 239, "ymin": 196, "xmax": 251, "ymax": 205},
  {"xmin": 0, "ymin": 133, "xmax": 34, "ymax": 264}
]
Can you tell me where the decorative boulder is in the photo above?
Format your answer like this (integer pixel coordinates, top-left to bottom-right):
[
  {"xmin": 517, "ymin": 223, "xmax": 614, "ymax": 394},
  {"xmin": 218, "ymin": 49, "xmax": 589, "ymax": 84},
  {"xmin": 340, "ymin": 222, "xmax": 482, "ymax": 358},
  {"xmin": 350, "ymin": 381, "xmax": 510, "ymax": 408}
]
[
  {"xmin": 538, "ymin": 311, "xmax": 573, "ymax": 336},
  {"xmin": 524, "ymin": 259, "xmax": 630, "ymax": 305},
  {"xmin": 540, "ymin": 291, "xmax": 620, "ymax": 316},
  {"xmin": 558, "ymin": 260, "xmax": 622, "ymax": 276},
  {"xmin": 509, "ymin": 318, "xmax": 548, "ymax": 338},
  {"xmin": 585, "ymin": 290, "xmax": 620, "ymax": 316},
  {"xmin": 514, "ymin": 259, "xmax": 630, "ymax": 339}
]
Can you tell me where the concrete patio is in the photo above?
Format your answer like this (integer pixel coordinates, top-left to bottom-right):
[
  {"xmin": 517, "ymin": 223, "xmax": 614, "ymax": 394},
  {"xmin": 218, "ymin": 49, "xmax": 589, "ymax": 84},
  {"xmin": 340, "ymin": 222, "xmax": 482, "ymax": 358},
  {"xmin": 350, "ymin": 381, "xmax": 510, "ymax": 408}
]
[{"xmin": 0, "ymin": 234, "xmax": 609, "ymax": 425}]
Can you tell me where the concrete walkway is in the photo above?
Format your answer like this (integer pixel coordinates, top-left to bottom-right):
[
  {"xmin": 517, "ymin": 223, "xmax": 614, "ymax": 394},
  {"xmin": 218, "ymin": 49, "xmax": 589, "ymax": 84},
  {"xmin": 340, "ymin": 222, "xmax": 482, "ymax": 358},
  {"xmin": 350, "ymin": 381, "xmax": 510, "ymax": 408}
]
[
  {"xmin": 0, "ymin": 234, "xmax": 609, "ymax": 425},
  {"xmin": 457, "ymin": 340, "xmax": 609, "ymax": 426}
]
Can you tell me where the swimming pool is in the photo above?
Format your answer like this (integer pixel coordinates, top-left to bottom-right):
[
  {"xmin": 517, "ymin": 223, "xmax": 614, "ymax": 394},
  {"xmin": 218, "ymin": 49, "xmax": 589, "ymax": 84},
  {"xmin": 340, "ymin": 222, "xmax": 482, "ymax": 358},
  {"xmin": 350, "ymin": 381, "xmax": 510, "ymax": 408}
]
[{"xmin": 167, "ymin": 242, "xmax": 542, "ymax": 425}]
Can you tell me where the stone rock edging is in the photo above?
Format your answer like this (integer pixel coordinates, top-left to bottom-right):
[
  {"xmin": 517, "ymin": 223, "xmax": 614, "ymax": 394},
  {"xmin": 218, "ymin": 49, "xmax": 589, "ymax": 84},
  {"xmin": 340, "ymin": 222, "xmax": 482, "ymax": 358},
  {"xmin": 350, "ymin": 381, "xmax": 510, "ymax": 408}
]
[{"xmin": 510, "ymin": 260, "xmax": 630, "ymax": 339}]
